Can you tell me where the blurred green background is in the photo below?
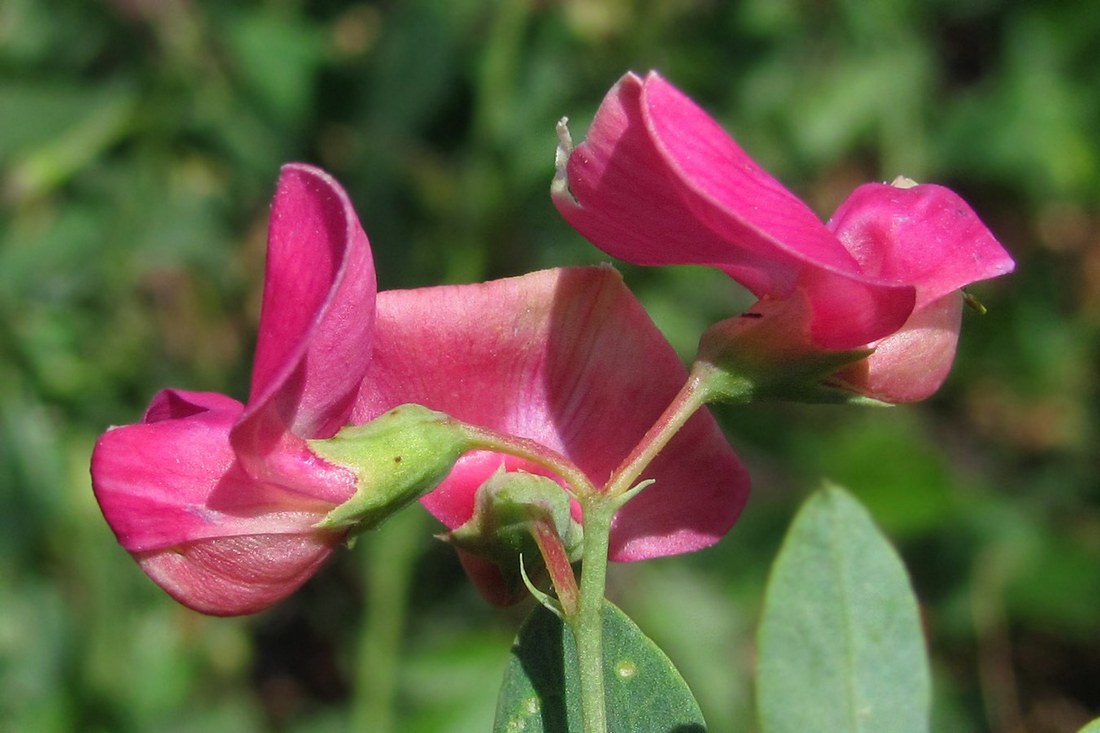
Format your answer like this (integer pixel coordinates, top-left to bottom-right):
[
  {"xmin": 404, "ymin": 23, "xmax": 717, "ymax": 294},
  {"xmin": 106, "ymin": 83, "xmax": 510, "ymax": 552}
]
[{"xmin": 1, "ymin": 0, "xmax": 1097, "ymax": 731}]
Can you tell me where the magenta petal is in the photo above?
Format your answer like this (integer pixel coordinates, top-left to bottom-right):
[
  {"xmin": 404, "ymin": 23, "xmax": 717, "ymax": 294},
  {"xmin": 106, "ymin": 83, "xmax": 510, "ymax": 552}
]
[
  {"xmin": 144, "ymin": 389, "xmax": 242, "ymax": 423},
  {"xmin": 838, "ymin": 292, "xmax": 965, "ymax": 403},
  {"xmin": 92, "ymin": 394, "xmax": 343, "ymax": 615},
  {"xmin": 796, "ymin": 264, "xmax": 916, "ymax": 350},
  {"xmin": 555, "ymin": 72, "xmax": 915, "ymax": 349},
  {"xmin": 829, "ymin": 182, "xmax": 1016, "ymax": 309},
  {"xmin": 92, "ymin": 397, "xmax": 337, "ymax": 553},
  {"xmin": 138, "ymin": 533, "xmax": 338, "ymax": 616},
  {"xmin": 354, "ymin": 266, "xmax": 749, "ymax": 560},
  {"xmin": 640, "ymin": 72, "xmax": 860, "ymax": 279},
  {"xmin": 555, "ymin": 73, "xmax": 792, "ymax": 291},
  {"xmin": 237, "ymin": 163, "xmax": 377, "ymax": 462}
]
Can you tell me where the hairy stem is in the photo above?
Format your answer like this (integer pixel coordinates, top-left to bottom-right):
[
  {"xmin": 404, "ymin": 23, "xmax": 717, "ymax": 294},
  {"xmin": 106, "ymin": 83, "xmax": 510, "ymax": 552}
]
[
  {"xmin": 603, "ymin": 361, "xmax": 720, "ymax": 500},
  {"xmin": 461, "ymin": 423, "xmax": 600, "ymax": 500},
  {"xmin": 570, "ymin": 494, "xmax": 616, "ymax": 733}
]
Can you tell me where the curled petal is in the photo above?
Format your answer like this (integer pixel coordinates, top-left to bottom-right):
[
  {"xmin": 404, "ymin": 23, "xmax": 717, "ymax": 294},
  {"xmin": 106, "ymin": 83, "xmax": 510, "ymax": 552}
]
[
  {"xmin": 138, "ymin": 533, "xmax": 338, "ymax": 616},
  {"xmin": 91, "ymin": 390, "xmax": 345, "ymax": 615},
  {"xmin": 235, "ymin": 163, "xmax": 378, "ymax": 470},
  {"xmin": 555, "ymin": 71, "xmax": 915, "ymax": 349},
  {"xmin": 829, "ymin": 182, "xmax": 1016, "ymax": 309},
  {"xmin": 144, "ymin": 389, "xmax": 242, "ymax": 423},
  {"xmin": 836, "ymin": 292, "xmax": 964, "ymax": 403},
  {"xmin": 92, "ymin": 392, "xmax": 338, "ymax": 552},
  {"xmin": 355, "ymin": 266, "xmax": 749, "ymax": 561}
]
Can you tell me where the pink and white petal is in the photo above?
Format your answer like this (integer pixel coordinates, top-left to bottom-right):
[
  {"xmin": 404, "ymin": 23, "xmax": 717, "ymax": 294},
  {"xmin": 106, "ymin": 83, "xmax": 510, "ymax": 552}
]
[
  {"xmin": 829, "ymin": 182, "xmax": 1015, "ymax": 309},
  {"xmin": 237, "ymin": 163, "xmax": 377, "ymax": 461},
  {"xmin": 92, "ymin": 401, "xmax": 337, "ymax": 553},
  {"xmin": 836, "ymin": 292, "xmax": 964, "ymax": 403},
  {"xmin": 137, "ymin": 532, "xmax": 339, "ymax": 616},
  {"xmin": 355, "ymin": 266, "xmax": 748, "ymax": 560}
]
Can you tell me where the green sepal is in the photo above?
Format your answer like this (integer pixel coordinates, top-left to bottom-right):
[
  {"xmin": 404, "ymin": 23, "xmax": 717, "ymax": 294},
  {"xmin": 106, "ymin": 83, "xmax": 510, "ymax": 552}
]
[
  {"xmin": 695, "ymin": 293, "xmax": 886, "ymax": 406},
  {"xmin": 442, "ymin": 470, "xmax": 583, "ymax": 593},
  {"xmin": 310, "ymin": 404, "xmax": 473, "ymax": 534}
]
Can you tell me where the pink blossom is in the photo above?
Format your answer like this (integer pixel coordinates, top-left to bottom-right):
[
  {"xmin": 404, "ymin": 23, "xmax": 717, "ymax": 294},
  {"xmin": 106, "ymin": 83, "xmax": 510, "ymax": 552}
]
[
  {"xmin": 355, "ymin": 266, "xmax": 748, "ymax": 604},
  {"xmin": 91, "ymin": 163, "xmax": 376, "ymax": 615},
  {"xmin": 553, "ymin": 71, "xmax": 1015, "ymax": 401},
  {"xmin": 93, "ymin": 163, "xmax": 748, "ymax": 613}
]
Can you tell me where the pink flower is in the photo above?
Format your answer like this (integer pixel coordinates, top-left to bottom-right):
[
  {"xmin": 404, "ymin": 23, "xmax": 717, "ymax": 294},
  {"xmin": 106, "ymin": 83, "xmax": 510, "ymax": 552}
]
[
  {"xmin": 93, "ymin": 162, "xmax": 748, "ymax": 613},
  {"xmin": 91, "ymin": 164, "xmax": 376, "ymax": 615},
  {"xmin": 356, "ymin": 266, "xmax": 748, "ymax": 605},
  {"xmin": 553, "ymin": 71, "xmax": 1015, "ymax": 401}
]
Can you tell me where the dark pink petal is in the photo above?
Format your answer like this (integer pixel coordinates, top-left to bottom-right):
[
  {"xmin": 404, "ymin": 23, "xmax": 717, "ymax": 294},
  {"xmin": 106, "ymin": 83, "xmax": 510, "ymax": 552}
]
[
  {"xmin": 235, "ymin": 163, "xmax": 378, "ymax": 472},
  {"xmin": 353, "ymin": 266, "xmax": 749, "ymax": 561},
  {"xmin": 641, "ymin": 71, "xmax": 857, "ymax": 278},
  {"xmin": 92, "ymin": 390, "xmax": 346, "ymax": 615},
  {"xmin": 828, "ymin": 182, "xmax": 1016, "ymax": 309},
  {"xmin": 137, "ymin": 533, "xmax": 338, "ymax": 616},
  {"xmin": 92, "ymin": 392, "xmax": 339, "ymax": 553},
  {"xmin": 143, "ymin": 389, "xmax": 242, "ymax": 423},
  {"xmin": 836, "ymin": 292, "xmax": 964, "ymax": 403},
  {"xmin": 554, "ymin": 71, "xmax": 915, "ymax": 349}
]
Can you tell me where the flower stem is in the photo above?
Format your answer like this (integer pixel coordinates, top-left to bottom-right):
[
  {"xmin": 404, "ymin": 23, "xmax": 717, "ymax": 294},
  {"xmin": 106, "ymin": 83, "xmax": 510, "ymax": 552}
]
[
  {"xmin": 557, "ymin": 363, "xmax": 727, "ymax": 733},
  {"xmin": 531, "ymin": 519, "xmax": 579, "ymax": 616},
  {"xmin": 569, "ymin": 494, "xmax": 616, "ymax": 733},
  {"xmin": 461, "ymin": 368, "xmax": 724, "ymax": 732},
  {"xmin": 603, "ymin": 361, "xmax": 720, "ymax": 500},
  {"xmin": 351, "ymin": 507, "xmax": 428, "ymax": 733},
  {"xmin": 461, "ymin": 423, "xmax": 599, "ymax": 499}
]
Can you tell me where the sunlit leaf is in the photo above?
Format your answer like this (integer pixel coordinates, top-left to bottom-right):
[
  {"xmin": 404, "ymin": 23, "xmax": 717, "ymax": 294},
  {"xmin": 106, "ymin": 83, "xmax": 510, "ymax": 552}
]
[{"xmin": 757, "ymin": 485, "xmax": 931, "ymax": 733}]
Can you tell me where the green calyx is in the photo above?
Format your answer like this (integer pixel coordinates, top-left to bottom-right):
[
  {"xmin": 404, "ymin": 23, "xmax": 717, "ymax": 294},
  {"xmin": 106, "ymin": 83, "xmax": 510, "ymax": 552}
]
[
  {"xmin": 443, "ymin": 470, "xmax": 584, "ymax": 583},
  {"xmin": 695, "ymin": 297, "xmax": 887, "ymax": 406},
  {"xmin": 310, "ymin": 404, "xmax": 474, "ymax": 534}
]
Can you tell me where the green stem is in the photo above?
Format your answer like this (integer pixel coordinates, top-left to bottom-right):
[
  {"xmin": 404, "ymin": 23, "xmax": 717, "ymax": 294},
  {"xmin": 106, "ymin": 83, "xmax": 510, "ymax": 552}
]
[
  {"xmin": 531, "ymin": 519, "xmax": 580, "ymax": 616},
  {"xmin": 569, "ymin": 494, "xmax": 616, "ymax": 733},
  {"xmin": 561, "ymin": 363, "xmax": 726, "ymax": 733},
  {"xmin": 603, "ymin": 361, "xmax": 720, "ymax": 500},
  {"xmin": 351, "ymin": 507, "xmax": 429, "ymax": 733},
  {"xmin": 461, "ymin": 423, "xmax": 600, "ymax": 499}
]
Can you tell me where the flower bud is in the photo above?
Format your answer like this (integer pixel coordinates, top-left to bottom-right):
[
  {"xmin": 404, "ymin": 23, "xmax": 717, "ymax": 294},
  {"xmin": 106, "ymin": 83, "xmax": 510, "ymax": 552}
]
[{"xmin": 443, "ymin": 470, "xmax": 583, "ymax": 596}]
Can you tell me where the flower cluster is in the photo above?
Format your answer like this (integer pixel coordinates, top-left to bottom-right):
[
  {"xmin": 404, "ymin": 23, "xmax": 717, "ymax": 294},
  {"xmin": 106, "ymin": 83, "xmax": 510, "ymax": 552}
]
[{"xmin": 91, "ymin": 71, "xmax": 1012, "ymax": 617}]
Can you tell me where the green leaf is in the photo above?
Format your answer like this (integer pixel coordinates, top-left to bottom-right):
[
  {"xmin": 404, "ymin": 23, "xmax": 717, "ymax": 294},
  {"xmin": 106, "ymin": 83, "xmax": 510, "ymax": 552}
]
[
  {"xmin": 757, "ymin": 485, "xmax": 931, "ymax": 733},
  {"xmin": 1078, "ymin": 719, "xmax": 1100, "ymax": 733},
  {"xmin": 494, "ymin": 600, "xmax": 705, "ymax": 733}
]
